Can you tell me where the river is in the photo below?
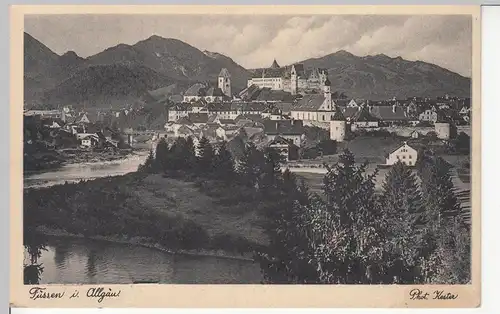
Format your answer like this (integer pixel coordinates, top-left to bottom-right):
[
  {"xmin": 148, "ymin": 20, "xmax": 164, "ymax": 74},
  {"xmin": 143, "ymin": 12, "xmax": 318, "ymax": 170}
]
[
  {"xmin": 27, "ymin": 237, "xmax": 262, "ymax": 284},
  {"xmin": 23, "ymin": 150, "xmax": 150, "ymax": 189}
]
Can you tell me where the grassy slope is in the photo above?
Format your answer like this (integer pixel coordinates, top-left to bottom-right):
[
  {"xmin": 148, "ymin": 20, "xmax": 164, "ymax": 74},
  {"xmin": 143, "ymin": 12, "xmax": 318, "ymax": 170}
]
[{"xmin": 132, "ymin": 174, "xmax": 267, "ymax": 246}]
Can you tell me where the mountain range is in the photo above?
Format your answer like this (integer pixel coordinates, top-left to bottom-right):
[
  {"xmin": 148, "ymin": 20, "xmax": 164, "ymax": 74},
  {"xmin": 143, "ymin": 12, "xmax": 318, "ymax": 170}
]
[{"xmin": 24, "ymin": 32, "xmax": 471, "ymax": 108}]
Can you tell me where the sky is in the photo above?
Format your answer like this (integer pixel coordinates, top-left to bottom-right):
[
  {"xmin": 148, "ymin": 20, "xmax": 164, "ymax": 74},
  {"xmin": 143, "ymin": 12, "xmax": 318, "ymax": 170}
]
[{"xmin": 24, "ymin": 14, "xmax": 472, "ymax": 77}]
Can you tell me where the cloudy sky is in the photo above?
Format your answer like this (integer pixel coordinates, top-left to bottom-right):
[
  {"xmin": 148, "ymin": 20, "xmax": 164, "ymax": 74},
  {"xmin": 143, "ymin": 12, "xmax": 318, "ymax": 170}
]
[{"xmin": 25, "ymin": 14, "xmax": 472, "ymax": 77}]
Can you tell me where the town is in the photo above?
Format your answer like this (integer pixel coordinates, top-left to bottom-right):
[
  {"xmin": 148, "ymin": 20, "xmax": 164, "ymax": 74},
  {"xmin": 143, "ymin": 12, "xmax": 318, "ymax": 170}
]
[{"xmin": 24, "ymin": 61, "xmax": 471, "ymax": 172}]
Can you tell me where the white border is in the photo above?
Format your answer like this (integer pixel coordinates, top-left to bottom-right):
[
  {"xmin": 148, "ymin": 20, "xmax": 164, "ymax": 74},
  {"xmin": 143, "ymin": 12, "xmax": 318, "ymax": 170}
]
[{"xmin": 9, "ymin": 4, "xmax": 500, "ymax": 314}]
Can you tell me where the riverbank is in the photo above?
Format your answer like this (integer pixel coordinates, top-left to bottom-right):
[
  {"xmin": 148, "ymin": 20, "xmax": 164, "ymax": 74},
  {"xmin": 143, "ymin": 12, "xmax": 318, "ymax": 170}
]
[
  {"xmin": 24, "ymin": 172, "xmax": 268, "ymax": 259},
  {"xmin": 36, "ymin": 225, "xmax": 255, "ymax": 262},
  {"xmin": 24, "ymin": 148, "xmax": 140, "ymax": 175}
]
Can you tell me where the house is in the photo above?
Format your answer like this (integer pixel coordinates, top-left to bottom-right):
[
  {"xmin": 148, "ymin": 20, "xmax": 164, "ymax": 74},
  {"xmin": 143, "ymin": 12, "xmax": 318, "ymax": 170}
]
[
  {"xmin": 263, "ymin": 120, "xmax": 305, "ymax": 147},
  {"xmin": 168, "ymin": 103, "xmax": 192, "ymax": 122},
  {"xmin": 346, "ymin": 99, "xmax": 359, "ymax": 108},
  {"xmin": 290, "ymin": 78, "xmax": 336, "ymax": 122},
  {"xmin": 216, "ymin": 125, "xmax": 240, "ymax": 141},
  {"xmin": 385, "ymin": 142, "xmax": 418, "ymax": 166},
  {"xmin": 80, "ymin": 134, "xmax": 100, "ymax": 148},
  {"xmin": 262, "ymin": 107, "xmax": 284, "ymax": 120},
  {"xmin": 410, "ymin": 130, "xmax": 421, "ymax": 139},
  {"xmin": 175, "ymin": 125, "xmax": 197, "ymax": 139},
  {"xmin": 350, "ymin": 107, "xmax": 379, "ymax": 130},
  {"xmin": 370, "ymin": 105, "xmax": 409, "ymax": 125},
  {"xmin": 187, "ymin": 113, "xmax": 209, "ymax": 127},
  {"xmin": 267, "ymin": 136, "xmax": 292, "ymax": 161},
  {"xmin": 419, "ymin": 109, "xmax": 438, "ymax": 123}
]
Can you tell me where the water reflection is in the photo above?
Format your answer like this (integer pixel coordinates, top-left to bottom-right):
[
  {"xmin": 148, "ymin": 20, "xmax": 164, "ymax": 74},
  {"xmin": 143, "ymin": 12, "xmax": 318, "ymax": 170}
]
[{"xmin": 30, "ymin": 237, "xmax": 262, "ymax": 284}]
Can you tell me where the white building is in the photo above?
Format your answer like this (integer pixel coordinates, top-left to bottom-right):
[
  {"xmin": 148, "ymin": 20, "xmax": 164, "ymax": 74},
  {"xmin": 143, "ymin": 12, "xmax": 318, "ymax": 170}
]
[
  {"xmin": 385, "ymin": 142, "xmax": 418, "ymax": 166},
  {"xmin": 419, "ymin": 109, "xmax": 438, "ymax": 123},
  {"xmin": 290, "ymin": 78, "xmax": 336, "ymax": 122},
  {"xmin": 330, "ymin": 110, "xmax": 346, "ymax": 142}
]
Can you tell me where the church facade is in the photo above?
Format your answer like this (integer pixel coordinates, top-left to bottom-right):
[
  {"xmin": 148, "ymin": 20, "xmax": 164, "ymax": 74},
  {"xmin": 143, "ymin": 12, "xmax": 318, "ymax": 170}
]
[{"xmin": 247, "ymin": 59, "xmax": 328, "ymax": 95}]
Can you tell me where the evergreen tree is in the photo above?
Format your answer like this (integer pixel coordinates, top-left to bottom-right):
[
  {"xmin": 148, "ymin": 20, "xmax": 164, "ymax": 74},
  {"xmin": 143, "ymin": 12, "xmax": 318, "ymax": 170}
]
[
  {"xmin": 307, "ymin": 149, "xmax": 383, "ymax": 284},
  {"xmin": 213, "ymin": 141, "xmax": 235, "ymax": 182},
  {"xmin": 184, "ymin": 136, "xmax": 197, "ymax": 170},
  {"xmin": 259, "ymin": 147, "xmax": 284, "ymax": 195},
  {"xmin": 154, "ymin": 138, "xmax": 170, "ymax": 171},
  {"xmin": 236, "ymin": 142, "xmax": 265, "ymax": 188},
  {"xmin": 380, "ymin": 161, "xmax": 426, "ymax": 283},
  {"xmin": 170, "ymin": 137, "xmax": 189, "ymax": 170},
  {"xmin": 197, "ymin": 137, "xmax": 215, "ymax": 175},
  {"xmin": 138, "ymin": 149, "xmax": 156, "ymax": 173},
  {"xmin": 418, "ymin": 154, "xmax": 470, "ymax": 284},
  {"xmin": 257, "ymin": 168, "xmax": 316, "ymax": 283}
]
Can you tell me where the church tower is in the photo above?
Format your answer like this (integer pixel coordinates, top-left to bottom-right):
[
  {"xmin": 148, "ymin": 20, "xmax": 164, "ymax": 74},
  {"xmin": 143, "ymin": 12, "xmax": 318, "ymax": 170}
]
[
  {"xmin": 218, "ymin": 68, "xmax": 231, "ymax": 97},
  {"xmin": 330, "ymin": 109, "xmax": 346, "ymax": 142},
  {"xmin": 291, "ymin": 65, "xmax": 298, "ymax": 95},
  {"xmin": 322, "ymin": 77, "xmax": 332, "ymax": 110}
]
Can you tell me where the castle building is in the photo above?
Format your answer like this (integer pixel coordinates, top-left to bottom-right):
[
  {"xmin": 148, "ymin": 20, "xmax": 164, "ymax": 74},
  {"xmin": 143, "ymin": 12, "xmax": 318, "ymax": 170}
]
[{"xmin": 247, "ymin": 59, "xmax": 328, "ymax": 94}]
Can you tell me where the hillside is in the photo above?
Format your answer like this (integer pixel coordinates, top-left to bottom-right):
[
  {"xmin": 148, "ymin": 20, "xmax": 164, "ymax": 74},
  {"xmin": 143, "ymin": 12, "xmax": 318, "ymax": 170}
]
[
  {"xmin": 87, "ymin": 36, "xmax": 250, "ymax": 89},
  {"xmin": 298, "ymin": 50, "xmax": 471, "ymax": 99},
  {"xmin": 24, "ymin": 33, "xmax": 251, "ymax": 107},
  {"xmin": 40, "ymin": 64, "xmax": 176, "ymax": 107}
]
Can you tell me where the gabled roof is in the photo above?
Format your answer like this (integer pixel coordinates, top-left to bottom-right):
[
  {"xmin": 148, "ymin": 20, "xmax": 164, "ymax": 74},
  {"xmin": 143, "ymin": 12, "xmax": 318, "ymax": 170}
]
[
  {"xmin": 291, "ymin": 64, "xmax": 305, "ymax": 77},
  {"xmin": 205, "ymin": 87, "xmax": 224, "ymax": 97},
  {"xmin": 218, "ymin": 68, "xmax": 231, "ymax": 78},
  {"xmin": 175, "ymin": 116, "xmax": 194, "ymax": 125},
  {"xmin": 188, "ymin": 113, "xmax": 209, "ymax": 124},
  {"xmin": 263, "ymin": 120, "xmax": 304, "ymax": 136},
  {"xmin": 292, "ymin": 94, "xmax": 326, "ymax": 111},
  {"xmin": 268, "ymin": 135, "xmax": 291, "ymax": 147},
  {"xmin": 331, "ymin": 110, "xmax": 346, "ymax": 121},
  {"xmin": 352, "ymin": 107, "xmax": 379, "ymax": 122},
  {"xmin": 270, "ymin": 59, "xmax": 280, "ymax": 68},
  {"xmin": 386, "ymin": 142, "xmax": 417, "ymax": 157},
  {"xmin": 184, "ymin": 83, "xmax": 207, "ymax": 97},
  {"xmin": 370, "ymin": 106, "xmax": 408, "ymax": 121},
  {"xmin": 219, "ymin": 119, "xmax": 236, "ymax": 125}
]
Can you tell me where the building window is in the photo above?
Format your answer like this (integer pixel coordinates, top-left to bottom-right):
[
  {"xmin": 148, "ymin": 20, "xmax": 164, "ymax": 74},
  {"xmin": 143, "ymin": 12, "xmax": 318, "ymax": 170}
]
[
  {"xmin": 409, "ymin": 155, "xmax": 412, "ymax": 159},
  {"xmin": 402, "ymin": 155, "xmax": 406, "ymax": 159}
]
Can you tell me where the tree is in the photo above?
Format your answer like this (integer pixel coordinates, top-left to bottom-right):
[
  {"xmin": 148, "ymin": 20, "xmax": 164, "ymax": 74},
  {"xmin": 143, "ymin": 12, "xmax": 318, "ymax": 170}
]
[
  {"xmin": 184, "ymin": 136, "xmax": 197, "ymax": 170},
  {"xmin": 213, "ymin": 141, "xmax": 235, "ymax": 182},
  {"xmin": 308, "ymin": 149, "xmax": 383, "ymax": 284},
  {"xmin": 197, "ymin": 137, "xmax": 215, "ymax": 175},
  {"xmin": 417, "ymin": 153, "xmax": 470, "ymax": 284},
  {"xmin": 154, "ymin": 138, "xmax": 170, "ymax": 171},
  {"xmin": 138, "ymin": 150, "xmax": 156, "ymax": 173},
  {"xmin": 236, "ymin": 142, "xmax": 265, "ymax": 188},
  {"xmin": 256, "ymin": 168, "xmax": 316, "ymax": 283},
  {"xmin": 448, "ymin": 132, "xmax": 470, "ymax": 155},
  {"xmin": 380, "ymin": 161, "xmax": 426, "ymax": 283},
  {"xmin": 259, "ymin": 147, "xmax": 284, "ymax": 194}
]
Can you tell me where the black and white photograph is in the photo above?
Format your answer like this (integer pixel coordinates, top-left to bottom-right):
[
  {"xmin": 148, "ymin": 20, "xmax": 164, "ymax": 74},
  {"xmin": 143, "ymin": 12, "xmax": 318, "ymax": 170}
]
[{"xmin": 21, "ymin": 11, "xmax": 475, "ymax": 289}]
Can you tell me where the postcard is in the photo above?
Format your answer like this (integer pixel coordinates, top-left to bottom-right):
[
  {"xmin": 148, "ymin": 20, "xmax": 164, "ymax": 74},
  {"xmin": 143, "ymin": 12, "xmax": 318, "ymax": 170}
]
[{"xmin": 10, "ymin": 4, "xmax": 481, "ymax": 308}]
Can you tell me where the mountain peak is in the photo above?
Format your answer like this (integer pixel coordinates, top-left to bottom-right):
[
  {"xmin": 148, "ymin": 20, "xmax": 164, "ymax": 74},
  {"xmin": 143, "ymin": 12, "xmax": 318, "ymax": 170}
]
[
  {"xmin": 62, "ymin": 50, "xmax": 80, "ymax": 58},
  {"xmin": 334, "ymin": 50, "xmax": 354, "ymax": 57}
]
